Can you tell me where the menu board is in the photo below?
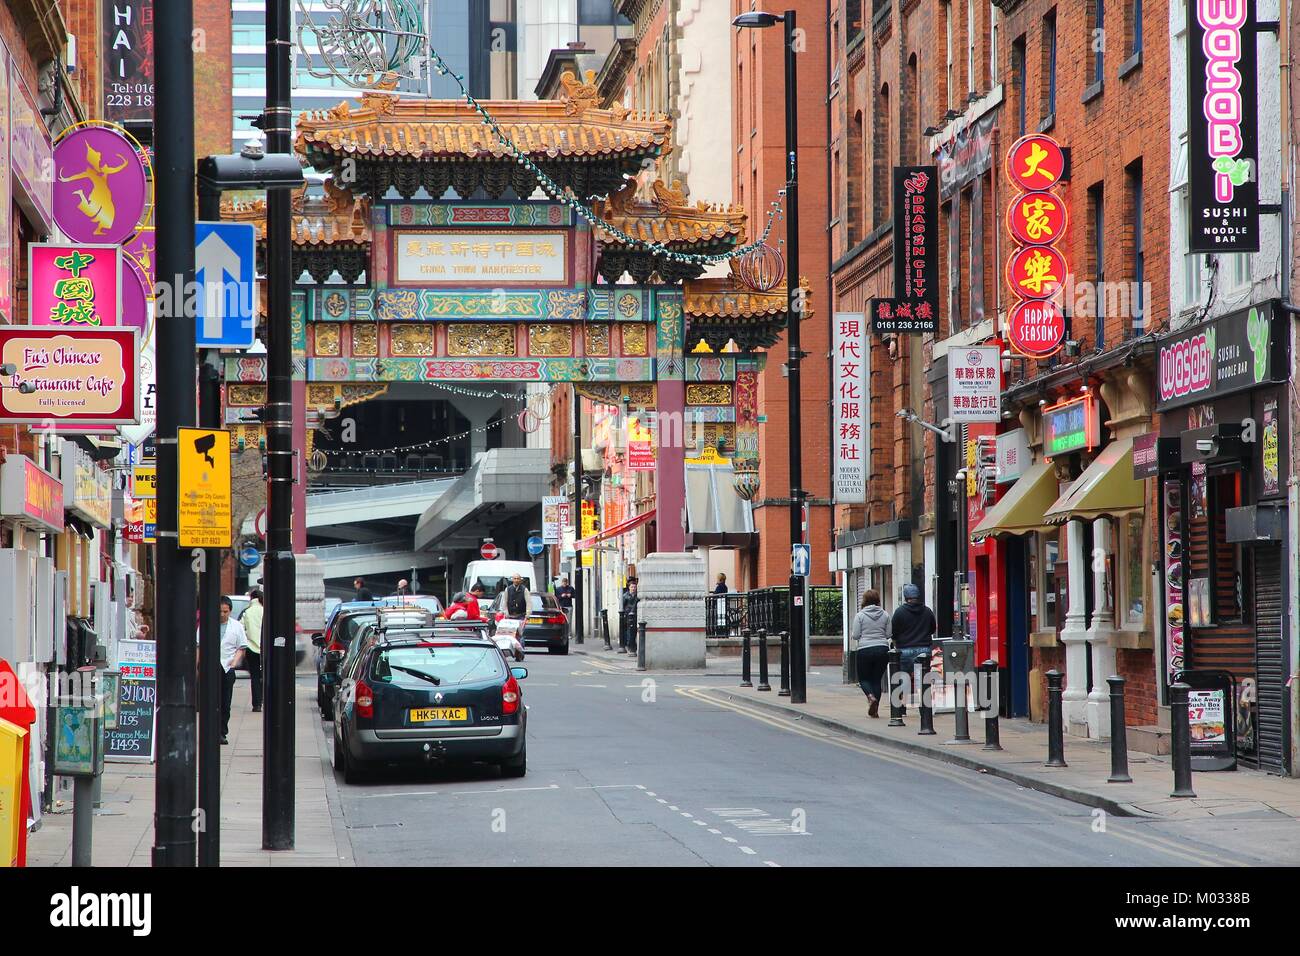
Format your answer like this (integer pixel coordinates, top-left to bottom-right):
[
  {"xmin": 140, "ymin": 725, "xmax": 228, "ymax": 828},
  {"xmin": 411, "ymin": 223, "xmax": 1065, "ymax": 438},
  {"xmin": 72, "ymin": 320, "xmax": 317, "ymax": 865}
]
[
  {"xmin": 1163, "ymin": 478, "xmax": 1184, "ymax": 679},
  {"xmin": 1188, "ymin": 689, "xmax": 1226, "ymax": 744},
  {"xmin": 104, "ymin": 676, "xmax": 155, "ymax": 762}
]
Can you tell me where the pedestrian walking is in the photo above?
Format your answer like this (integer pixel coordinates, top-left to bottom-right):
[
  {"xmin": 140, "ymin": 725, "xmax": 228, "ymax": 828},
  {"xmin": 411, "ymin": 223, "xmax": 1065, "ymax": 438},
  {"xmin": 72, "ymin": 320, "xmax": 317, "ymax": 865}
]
[
  {"xmin": 713, "ymin": 573, "xmax": 729, "ymax": 594},
  {"xmin": 217, "ymin": 596, "xmax": 248, "ymax": 745},
  {"xmin": 393, "ymin": 578, "xmax": 412, "ymax": 596},
  {"xmin": 466, "ymin": 582, "xmax": 486, "ymax": 620},
  {"xmin": 891, "ymin": 583, "xmax": 937, "ymax": 707},
  {"xmin": 621, "ymin": 580, "xmax": 640, "ymax": 650},
  {"xmin": 353, "ymin": 577, "xmax": 374, "ymax": 602},
  {"xmin": 240, "ymin": 588, "xmax": 264, "ymax": 712},
  {"xmin": 555, "ymin": 576, "xmax": 575, "ymax": 613},
  {"xmin": 851, "ymin": 589, "xmax": 891, "ymax": 718},
  {"xmin": 504, "ymin": 573, "xmax": 529, "ymax": 619}
]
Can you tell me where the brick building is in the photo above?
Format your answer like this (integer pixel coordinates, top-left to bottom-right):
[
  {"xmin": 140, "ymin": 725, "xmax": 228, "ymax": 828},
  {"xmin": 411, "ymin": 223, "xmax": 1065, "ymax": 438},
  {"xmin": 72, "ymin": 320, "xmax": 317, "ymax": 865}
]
[
  {"xmin": 732, "ymin": 0, "xmax": 834, "ymax": 589},
  {"xmin": 828, "ymin": 0, "xmax": 1171, "ymax": 740}
]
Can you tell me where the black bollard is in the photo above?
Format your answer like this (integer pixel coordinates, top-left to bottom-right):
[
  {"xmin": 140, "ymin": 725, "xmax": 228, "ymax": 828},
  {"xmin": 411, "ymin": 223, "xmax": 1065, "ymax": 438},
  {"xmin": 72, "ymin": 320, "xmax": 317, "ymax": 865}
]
[
  {"xmin": 602, "ymin": 609, "xmax": 612, "ymax": 650},
  {"xmin": 636, "ymin": 621, "xmax": 647, "ymax": 672},
  {"xmin": 1106, "ymin": 675, "xmax": 1132, "ymax": 783},
  {"xmin": 1045, "ymin": 669, "xmax": 1068, "ymax": 767},
  {"xmin": 1169, "ymin": 682, "xmax": 1197, "ymax": 798},
  {"xmin": 778, "ymin": 630, "xmax": 791, "ymax": 697},
  {"xmin": 740, "ymin": 629, "xmax": 753, "ymax": 688},
  {"xmin": 617, "ymin": 609, "xmax": 628, "ymax": 653},
  {"xmin": 949, "ymin": 661, "xmax": 972, "ymax": 744},
  {"xmin": 979, "ymin": 660, "xmax": 1002, "ymax": 751},
  {"xmin": 757, "ymin": 629, "xmax": 771, "ymax": 692},
  {"xmin": 918, "ymin": 653, "xmax": 936, "ymax": 735},
  {"xmin": 887, "ymin": 647, "xmax": 904, "ymax": 726}
]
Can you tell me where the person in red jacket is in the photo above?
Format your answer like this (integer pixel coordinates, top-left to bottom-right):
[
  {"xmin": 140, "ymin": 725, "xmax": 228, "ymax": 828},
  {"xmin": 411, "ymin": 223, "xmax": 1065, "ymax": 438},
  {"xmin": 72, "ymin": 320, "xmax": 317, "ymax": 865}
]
[{"xmin": 444, "ymin": 591, "xmax": 482, "ymax": 621}]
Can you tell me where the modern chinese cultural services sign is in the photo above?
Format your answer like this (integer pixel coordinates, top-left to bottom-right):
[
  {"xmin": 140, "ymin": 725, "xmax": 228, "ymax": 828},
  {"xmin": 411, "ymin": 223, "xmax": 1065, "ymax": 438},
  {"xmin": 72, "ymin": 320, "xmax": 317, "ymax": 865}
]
[
  {"xmin": 833, "ymin": 313, "xmax": 868, "ymax": 502},
  {"xmin": 947, "ymin": 346, "xmax": 1001, "ymax": 423},
  {"xmin": 1187, "ymin": 1, "xmax": 1258, "ymax": 252},
  {"xmin": 29, "ymin": 244, "xmax": 123, "ymax": 328},
  {"xmin": 0, "ymin": 327, "xmax": 139, "ymax": 426},
  {"xmin": 394, "ymin": 231, "xmax": 569, "ymax": 285},
  {"xmin": 1005, "ymin": 134, "xmax": 1069, "ymax": 358},
  {"xmin": 870, "ymin": 166, "xmax": 938, "ymax": 334},
  {"xmin": 1155, "ymin": 302, "xmax": 1284, "ymax": 411}
]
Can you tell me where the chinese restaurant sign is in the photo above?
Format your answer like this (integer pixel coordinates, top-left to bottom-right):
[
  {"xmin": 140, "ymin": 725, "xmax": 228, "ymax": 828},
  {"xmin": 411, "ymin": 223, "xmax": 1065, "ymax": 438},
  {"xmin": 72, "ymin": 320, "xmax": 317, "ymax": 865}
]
[
  {"xmin": 833, "ymin": 313, "xmax": 868, "ymax": 502},
  {"xmin": 60, "ymin": 440, "xmax": 112, "ymax": 529},
  {"xmin": 0, "ymin": 327, "xmax": 139, "ymax": 426},
  {"xmin": 102, "ymin": 0, "xmax": 155, "ymax": 124},
  {"xmin": 394, "ymin": 232, "xmax": 569, "ymax": 285},
  {"xmin": 870, "ymin": 166, "xmax": 938, "ymax": 334},
  {"xmin": 29, "ymin": 244, "xmax": 123, "ymax": 328},
  {"xmin": 947, "ymin": 346, "xmax": 1002, "ymax": 423},
  {"xmin": 1043, "ymin": 394, "xmax": 1100, "ymax": 458},
  {"xmin": 52, "ymin": 125, "xmax": 150, "ymax": 246},
  {"xmin": 1187, "ymin": 1, "xmax": 1258, "ymax": 253},
  {"xmin": 1155, "ymin": 303, "xmax": 1284, "ymax": 411},
  {"xmin": 1005, "ymin": 134, "xmax": 1069, "ymax": 358}
]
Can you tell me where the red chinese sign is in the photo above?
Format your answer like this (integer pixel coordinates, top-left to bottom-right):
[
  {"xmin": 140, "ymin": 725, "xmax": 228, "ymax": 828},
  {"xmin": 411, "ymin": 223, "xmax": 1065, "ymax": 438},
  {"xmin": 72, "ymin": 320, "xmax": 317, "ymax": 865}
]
[
  {"xmin": 1004, "ymin": 135, "xmax": 1069, "ymax": 358},
  {"xmin": 1006, "ymin": 135, "xmax": 1067, "ymax": 191},
  {"xmin": 1007, "ymin": 301, "xmax": 1067, "ymax": 359}
]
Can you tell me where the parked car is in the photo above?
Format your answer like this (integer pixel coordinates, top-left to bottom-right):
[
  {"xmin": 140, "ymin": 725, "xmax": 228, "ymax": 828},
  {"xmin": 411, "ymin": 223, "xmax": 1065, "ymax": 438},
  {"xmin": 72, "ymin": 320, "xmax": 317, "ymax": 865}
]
[
  {"xmin": 331, "ymin": 625, "xmax": 528, "ymax": 783},
  {"xmin": 313, "ymin": 604, "xmax": 435, "ymax": 720},
  {"xmin": 488, "ymin": 591, "xmax": 569, "ymax": 654}
]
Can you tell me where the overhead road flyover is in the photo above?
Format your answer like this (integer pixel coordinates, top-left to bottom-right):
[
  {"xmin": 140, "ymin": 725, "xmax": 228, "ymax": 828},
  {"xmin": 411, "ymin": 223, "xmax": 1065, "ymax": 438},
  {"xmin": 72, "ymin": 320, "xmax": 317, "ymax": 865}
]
[
  {"xmin": 240, "ymin": 477, "xmax": 457, "ymax": 539},
  {"xmin": 309, "ymin": 539, "xmax": 447, "ymax": 581},
  {"xmin": 414, "ymin": 448, "xmax": 553, "ymax": 553}
]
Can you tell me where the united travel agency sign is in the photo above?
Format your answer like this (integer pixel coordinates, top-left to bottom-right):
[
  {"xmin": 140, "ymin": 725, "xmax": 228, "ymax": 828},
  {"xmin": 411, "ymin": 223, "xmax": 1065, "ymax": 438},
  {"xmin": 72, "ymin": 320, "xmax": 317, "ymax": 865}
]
[
  {"xmin": 1187, "ymin": 0, "xmax": 1259, "ymax": 253},
  {"xmin": 1156, "ymin": 302, "xmax": 1284, "ymax": 411}
]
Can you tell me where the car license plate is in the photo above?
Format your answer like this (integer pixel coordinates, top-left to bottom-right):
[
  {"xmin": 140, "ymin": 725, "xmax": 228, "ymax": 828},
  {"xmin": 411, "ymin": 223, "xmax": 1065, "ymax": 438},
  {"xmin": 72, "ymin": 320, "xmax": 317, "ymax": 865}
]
[
  {"xmin": 409, "ymin": 707, "xmax": 468, "ymax": 723},
  {"xmin": 527, "ymin": 616, "xmax": 543, "ymax": 624}
]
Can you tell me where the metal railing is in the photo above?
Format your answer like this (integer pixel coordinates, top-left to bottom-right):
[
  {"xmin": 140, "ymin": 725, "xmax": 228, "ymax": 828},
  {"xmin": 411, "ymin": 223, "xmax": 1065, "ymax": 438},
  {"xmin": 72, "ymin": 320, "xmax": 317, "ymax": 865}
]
[{"xmin": 705, "ymin": 586, "xmax": 844, "ymax": 638}]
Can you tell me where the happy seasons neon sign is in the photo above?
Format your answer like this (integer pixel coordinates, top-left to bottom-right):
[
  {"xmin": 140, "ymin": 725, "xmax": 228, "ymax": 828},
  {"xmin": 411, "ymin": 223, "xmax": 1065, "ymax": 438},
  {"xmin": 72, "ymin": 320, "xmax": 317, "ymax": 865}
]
[{"xmin": 1197, "ymin": 1, "xmax": 1250, "ymax": 205}]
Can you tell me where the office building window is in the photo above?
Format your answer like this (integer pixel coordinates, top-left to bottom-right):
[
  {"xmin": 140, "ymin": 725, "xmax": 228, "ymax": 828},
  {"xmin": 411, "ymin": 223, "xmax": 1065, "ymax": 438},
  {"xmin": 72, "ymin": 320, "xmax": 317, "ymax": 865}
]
[
  {"xmin": 1128, "ymin": 163, "xmax": 1145, "ymax": 334},
  {"xmin": 1089, "ymin": 183, "xmax": 1105, "ymax": 349},
  {"xmin": 1132, "ymin": 0, "xmax": 1143, "ymax": 54},
  {"xmin": 1013, "ymin": 36, "xmax": 1027, "ymax": 136}
]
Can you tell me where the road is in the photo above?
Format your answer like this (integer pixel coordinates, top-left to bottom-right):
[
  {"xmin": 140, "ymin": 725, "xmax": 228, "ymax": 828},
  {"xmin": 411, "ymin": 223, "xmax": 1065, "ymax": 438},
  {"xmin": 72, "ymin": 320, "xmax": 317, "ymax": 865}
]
[{"xmin": 316, "ymin": 651, "xmax": 1291, "ymax": 867}]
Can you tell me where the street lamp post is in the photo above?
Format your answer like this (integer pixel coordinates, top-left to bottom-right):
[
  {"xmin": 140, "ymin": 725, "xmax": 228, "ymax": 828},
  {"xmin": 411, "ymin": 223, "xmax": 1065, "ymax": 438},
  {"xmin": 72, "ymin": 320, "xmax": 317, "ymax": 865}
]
[{"xmin": 734, "ymin": 9, "xmax": 806, "ymax": 703}]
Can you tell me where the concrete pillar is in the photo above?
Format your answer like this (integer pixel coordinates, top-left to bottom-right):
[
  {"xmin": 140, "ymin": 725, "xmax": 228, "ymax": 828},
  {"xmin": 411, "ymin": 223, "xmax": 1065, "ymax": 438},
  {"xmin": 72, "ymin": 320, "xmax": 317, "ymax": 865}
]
[
  {"xmin": 1059, "ymin": 518, "xmax": 1091, "ymax": 734},
  {"xmin": 1086, "ymin": 517, "xmax": 1119, "ymax": 739},
  {"xmin": 639, "ymin": 550, "xmax": 707, "ymax": 668}
]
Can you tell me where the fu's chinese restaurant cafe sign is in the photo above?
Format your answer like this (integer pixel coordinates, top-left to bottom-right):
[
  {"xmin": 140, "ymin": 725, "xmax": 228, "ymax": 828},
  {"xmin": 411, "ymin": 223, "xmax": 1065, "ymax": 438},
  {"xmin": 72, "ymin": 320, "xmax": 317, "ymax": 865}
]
[
  {"xmin": 1004, "ymin": 134, "xmax": 1069, "ymax": 359},
  {"xmin": 0, "ymin": 327, "xmax": 139, "ymax": 426}
]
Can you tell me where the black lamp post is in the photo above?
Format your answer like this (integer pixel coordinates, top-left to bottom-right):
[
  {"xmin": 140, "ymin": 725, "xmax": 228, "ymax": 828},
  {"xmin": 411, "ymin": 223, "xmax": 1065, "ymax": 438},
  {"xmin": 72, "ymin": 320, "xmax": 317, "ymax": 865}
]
[{"xmin": 733, "ymin": 9, "xmax": 806, "ymax": 703}]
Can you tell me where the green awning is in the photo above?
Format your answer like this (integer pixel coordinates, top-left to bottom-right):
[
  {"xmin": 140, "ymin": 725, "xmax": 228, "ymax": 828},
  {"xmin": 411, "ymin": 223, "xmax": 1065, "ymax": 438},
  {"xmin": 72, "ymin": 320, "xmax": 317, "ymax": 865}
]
[
  {"xmin": 971, "ymin": 461, "xmax": 1059, "ymax": 540},
  {"xmin": 1043, "ymin": 438, "xmax": 1145, "ymax": 525}
]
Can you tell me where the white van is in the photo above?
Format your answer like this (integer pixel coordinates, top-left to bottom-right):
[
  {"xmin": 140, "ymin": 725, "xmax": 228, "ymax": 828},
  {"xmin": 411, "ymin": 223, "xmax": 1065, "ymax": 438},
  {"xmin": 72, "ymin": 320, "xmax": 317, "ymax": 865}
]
[{"xmin": 462, "ymin": 559, "xmax": 538, "ymax": 600}]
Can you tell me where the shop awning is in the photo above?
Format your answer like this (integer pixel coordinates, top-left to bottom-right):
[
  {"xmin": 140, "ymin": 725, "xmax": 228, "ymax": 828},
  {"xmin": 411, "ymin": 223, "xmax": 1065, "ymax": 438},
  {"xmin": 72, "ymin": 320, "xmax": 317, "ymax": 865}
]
[
  {"xmin": 1043, "ymin": 437, "xmax": 1145, "ymax": 525},
  {"xmin": 575, "ymin": 508, "xmax": 656, "ymax": 550},
  {"xmin": 970, "ymin": 461, "xmax": 1059, "ymax": 540}
]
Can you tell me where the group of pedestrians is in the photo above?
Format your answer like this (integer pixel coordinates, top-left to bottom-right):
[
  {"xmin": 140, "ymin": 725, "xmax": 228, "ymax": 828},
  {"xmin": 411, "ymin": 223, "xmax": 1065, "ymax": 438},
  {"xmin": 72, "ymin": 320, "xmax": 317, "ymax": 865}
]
[{"xmin": 849, "ymin": 583, "xmax": 937, "ymax": 718}]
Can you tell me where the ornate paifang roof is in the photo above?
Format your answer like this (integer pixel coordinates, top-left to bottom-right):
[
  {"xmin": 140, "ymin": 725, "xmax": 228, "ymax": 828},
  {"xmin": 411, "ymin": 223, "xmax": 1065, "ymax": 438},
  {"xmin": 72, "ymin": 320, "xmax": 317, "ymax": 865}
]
[
  {"xmin": 683, "ymin": 275, "xmax": 812, "ymax": 352},
  {"xmin": 221, "ymin": 179, "xmax": 372, "ymax": 247},
  {"xmin": 294, "ymin": 73, "xmax": 672, "ymax": 200},
  {"xmin": 221, "ymin": 180, "xmax": 371, "ymax": 284},
  {"xmin": 594, "ymin": 179, "xmax": 746, "ymax": 246}
]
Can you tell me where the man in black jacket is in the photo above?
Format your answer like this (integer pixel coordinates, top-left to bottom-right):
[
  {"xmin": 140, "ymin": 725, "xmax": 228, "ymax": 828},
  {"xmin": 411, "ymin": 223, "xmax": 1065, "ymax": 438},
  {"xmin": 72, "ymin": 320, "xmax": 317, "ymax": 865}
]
[
  {"xmin": 504, "ymin": 574, "xmax": 529, "ymax": 619},
  {"xmin": 891, "ymin": 583, "xmax": 937, "ymax": 703}
]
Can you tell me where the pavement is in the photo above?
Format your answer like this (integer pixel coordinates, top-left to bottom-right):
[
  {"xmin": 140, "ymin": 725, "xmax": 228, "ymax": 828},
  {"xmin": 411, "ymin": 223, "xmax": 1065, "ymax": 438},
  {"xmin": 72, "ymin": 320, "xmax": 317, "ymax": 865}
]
[
  {"xmin": 26, "ymin": 648, "xmax": 1300, "ymax": 867},
  {"xmin": 26, "ymin": 668, "xmax": 350, "ymax": 867}
]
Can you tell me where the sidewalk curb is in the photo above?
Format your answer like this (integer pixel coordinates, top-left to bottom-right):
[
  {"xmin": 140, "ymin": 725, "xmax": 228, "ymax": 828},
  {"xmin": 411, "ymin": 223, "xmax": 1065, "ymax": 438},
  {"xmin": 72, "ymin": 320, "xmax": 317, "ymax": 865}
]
[
  {"xmin": 706, "ymin": 689, "xmax": 1148, "ymax": 819},
  {"xmin": 309, "ymin": 696, "xmax": 357, "ymax": 866}
]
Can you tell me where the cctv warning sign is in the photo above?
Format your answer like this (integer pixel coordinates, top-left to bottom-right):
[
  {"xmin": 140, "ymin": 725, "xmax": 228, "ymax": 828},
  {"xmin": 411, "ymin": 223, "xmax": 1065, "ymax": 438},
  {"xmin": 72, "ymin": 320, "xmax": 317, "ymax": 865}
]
[{"xmin": 177, "ymin": 427, "xmax": 232, "ymax": 548}]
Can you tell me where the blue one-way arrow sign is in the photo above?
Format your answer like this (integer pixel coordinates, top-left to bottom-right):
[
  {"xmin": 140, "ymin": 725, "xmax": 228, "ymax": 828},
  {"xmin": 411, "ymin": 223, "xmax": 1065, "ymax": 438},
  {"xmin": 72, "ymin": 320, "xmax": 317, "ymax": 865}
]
[{"xmin": 195, "ymin": 221, "xmax": 257, "ymax": 348}]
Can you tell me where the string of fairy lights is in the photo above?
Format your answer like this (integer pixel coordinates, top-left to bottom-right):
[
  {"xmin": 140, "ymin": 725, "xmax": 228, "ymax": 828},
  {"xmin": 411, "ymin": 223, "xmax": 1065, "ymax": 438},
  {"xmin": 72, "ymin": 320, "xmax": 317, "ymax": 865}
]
[
  {"xmin": 331, "ymin": 415, "xmax": 506, "ymax": 456},
  {"xmin": 426, "ymin": 48, "xmax": 788, "ymax": 267}
]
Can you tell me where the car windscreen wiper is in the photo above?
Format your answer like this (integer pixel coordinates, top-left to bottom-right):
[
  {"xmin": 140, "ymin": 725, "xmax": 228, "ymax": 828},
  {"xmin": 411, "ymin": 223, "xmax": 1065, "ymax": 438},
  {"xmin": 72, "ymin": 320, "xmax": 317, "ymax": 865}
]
[{"xmin": 389, "ymin": 664, "xmax": 442, "ymax": 685}]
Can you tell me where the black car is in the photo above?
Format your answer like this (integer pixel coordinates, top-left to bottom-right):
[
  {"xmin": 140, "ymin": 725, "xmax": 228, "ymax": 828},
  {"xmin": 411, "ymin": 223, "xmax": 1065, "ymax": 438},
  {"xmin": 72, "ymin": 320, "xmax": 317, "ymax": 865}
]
[
  {"xmin": 313, "ymin": 604, "xmax": 434, "ymax": 720},
  {"xmin": 488, "ymin": 591, "xmax": 570, "ymax": 654},
  {"xmin": 332, "ymin": 624, "xmax": 528, "ymax": 784}
]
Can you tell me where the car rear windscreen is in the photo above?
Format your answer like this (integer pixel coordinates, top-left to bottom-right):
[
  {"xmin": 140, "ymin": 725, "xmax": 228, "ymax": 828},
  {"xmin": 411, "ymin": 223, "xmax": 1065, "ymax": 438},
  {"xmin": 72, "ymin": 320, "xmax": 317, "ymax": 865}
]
[{"xmin": 371, "ymin": 645, "xmax": 504, "ymax": 687}]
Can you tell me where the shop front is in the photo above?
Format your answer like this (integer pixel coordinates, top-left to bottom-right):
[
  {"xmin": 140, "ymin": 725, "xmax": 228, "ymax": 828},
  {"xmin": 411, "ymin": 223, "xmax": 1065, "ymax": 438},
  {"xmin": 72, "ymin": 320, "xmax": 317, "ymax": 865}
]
[{"xmin": 1153, "ymin": 302, "xmax": 1291, "ymax": 774}]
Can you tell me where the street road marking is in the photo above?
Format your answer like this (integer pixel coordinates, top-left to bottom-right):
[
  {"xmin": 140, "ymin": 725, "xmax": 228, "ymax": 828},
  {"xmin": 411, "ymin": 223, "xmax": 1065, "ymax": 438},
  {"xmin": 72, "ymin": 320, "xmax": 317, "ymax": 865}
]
[
  {"xmin": 707, "ymin": 828, "xmax": 721, "ymax": 834},
  {"xmin": 764, "ymin": 861, "xmax": 780, "ymax": 867},
  {"xmin": 574, "ymin": 785, "xmax": 642, "ymax": 790},
  {"xmin": 644, "ymin": 790, "xmax": 656, "ymax": 796},
  {"xmin": 355, "ymin": 784, "xmax": 561, "ymax": 800},
  {"xmin": 668, "ymin": 805, "xmax": 679, "ymax": 810},
  {"xmin": 723, "ymin": 837, "xmax": 738, "ymax": 843},
  {"xmin": 680, "ymin": 812, "xmax": 693, "ymax": 818},
  {"xmin": 575, "ymin": 683, "xmax": 608, "ymax": 688},
  {"xmin": 693, "ymin": 820, "xmax": 708, "ymax": 826},
  {"xmin": 657, "ymin": 798, "xmax": 667, "ymax": 803},
  {"xmin": 680, "ymin": 688, "xmax": 1238, "ymax": 866},
  {"xmin": 740, "ymin": 846, "xmax": 756, "ymax": 855}
]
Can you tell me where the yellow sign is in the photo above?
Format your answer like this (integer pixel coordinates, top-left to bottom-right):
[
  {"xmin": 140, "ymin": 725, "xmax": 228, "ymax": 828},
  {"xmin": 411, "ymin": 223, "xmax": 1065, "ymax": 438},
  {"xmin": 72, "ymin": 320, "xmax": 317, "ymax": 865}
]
[
  {"xmin": 0, "ymin": 717, "xmax": 28, "ymax": 868},
  {"xmin": 966, "ymin": 441, "xmax": 978, "ymax": 498},
  {"xmin": 177, "ymin": 427, "xmax": 232, "ymax": 548},
  {"xmin": 144, "ymin": 498, "xmax": 156, "ymax": 544},
  {"xmin": 132, "ymin": 465, "xmax": 156, "ymax": 499}
]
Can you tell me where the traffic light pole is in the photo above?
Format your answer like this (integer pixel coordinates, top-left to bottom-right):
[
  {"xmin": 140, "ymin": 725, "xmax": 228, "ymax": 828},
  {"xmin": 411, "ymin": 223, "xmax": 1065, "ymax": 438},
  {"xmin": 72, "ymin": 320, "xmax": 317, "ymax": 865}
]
[
  {"xmin": 262, "ymin": 0, "xmax": 296, "ymax": 850},
  {"xmin": 151, "ymin": 0, "xmax": 198, "ymax": 867}
]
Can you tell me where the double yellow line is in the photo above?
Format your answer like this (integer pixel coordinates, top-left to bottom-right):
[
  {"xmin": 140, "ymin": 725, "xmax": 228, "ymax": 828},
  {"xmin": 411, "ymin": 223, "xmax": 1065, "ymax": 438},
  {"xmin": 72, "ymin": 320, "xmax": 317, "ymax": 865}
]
[{"xmin": 676, "ymin": 686, "xmax": 1243, "ymax": 868}]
